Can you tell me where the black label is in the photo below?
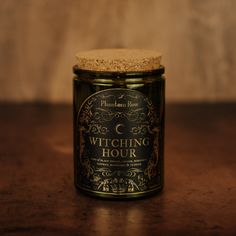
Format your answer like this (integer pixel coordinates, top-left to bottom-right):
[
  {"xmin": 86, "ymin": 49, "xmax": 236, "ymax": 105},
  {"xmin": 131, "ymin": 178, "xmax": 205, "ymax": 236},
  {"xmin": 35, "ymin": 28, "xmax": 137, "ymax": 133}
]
[{"xmin": 76, "ymin": 88, "xmax": 161, "ymax": 195}]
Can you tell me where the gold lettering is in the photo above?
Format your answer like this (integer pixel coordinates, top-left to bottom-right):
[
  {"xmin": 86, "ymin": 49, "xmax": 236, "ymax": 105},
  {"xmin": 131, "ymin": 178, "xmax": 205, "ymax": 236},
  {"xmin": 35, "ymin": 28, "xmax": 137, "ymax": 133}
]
[
  {"xmin": 101, "ymin": 100, "xmax": 106, "ymax": 106},
  {"xmin": 143, "ymin": 137, "xmax": 150, "ymax": 146},
  {"xmin": 111, "ymin": 139, "xmax": 119, "ymax": 147},
  {"xmin": 102, "ymin": 148, "xmax": 110, "ymax": 157},
  {"xmin": 120, "ymin": 139, "xmax": 128, "ymax": 147},
  {"xmin": 104, "ymin": 138, "xmax": 110, "ymax": 147},
  {"xmin": 130, "ymin": 149, "xmax": 136, "ymax": 157},
  {"xmin": 111, "ymin": 149, "xmax": 119, "ymax": 157},
  {"xmin": 90, "ymin": 136, "xmax": 150, "ymax": 158},
  {"xmin": 89, "ymin": 137, "xmax": 99, "ymax": 145},
  {"xmin": 120, "ymin": 149, "xmax": 129, "ymax": 158},
  {"xmin": 133, "ymin": 138, "xmax": 142, "ymax": 147}
]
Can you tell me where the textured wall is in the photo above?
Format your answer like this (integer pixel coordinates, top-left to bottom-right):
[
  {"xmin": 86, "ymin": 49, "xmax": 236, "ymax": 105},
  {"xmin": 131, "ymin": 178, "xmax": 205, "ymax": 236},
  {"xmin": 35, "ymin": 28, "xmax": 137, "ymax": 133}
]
[{"xmin": 0, "ymin": 0, "xmax": 236, "ymax": 103}]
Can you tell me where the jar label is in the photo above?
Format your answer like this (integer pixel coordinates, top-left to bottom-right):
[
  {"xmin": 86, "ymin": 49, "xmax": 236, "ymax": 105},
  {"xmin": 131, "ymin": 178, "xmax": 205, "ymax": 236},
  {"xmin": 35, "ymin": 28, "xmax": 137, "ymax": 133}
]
[{"xmin": 76, "ymin": 88, "xmax": 162, "ymax": 196}]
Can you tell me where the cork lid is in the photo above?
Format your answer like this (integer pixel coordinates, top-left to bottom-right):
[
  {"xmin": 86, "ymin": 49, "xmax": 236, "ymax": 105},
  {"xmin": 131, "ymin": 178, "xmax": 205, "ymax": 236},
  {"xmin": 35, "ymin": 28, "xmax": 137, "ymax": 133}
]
[{"xmin": 76, "ymin": 49, "xmax": 162, "ymax": 72}]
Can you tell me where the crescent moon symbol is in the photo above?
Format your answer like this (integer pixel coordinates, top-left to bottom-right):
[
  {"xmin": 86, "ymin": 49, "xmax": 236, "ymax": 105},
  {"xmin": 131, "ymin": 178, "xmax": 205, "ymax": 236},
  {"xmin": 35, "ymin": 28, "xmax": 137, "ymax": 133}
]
[{"xmin": 115, "ymin": 124, "xmax": 124, "ymax": 134}]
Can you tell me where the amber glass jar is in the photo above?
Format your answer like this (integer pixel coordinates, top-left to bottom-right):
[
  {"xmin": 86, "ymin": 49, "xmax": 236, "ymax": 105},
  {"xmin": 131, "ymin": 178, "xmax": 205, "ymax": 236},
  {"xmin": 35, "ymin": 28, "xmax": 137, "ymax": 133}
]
[{"xmin": 73, "ymin": 49, "xmax": 165, "ymax": 199}]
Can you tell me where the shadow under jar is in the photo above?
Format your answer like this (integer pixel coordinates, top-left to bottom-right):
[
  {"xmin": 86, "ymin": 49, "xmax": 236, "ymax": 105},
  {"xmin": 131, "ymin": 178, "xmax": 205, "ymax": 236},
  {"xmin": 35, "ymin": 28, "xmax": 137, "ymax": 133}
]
[{"xmin": 73, "ymin": 49, "xmax": 165, "ymax": 199}]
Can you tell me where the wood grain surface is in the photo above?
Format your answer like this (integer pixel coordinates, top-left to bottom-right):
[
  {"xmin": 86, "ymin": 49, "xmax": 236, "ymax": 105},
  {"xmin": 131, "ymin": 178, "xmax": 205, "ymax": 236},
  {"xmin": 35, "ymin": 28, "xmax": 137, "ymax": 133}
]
[
  {"xmin": 0, "ymin": 104, "xmax": 235, "ymax": 235},
  {"xmin": 1, "ymin": 0, "xmax": 236, "ymax": 102}
]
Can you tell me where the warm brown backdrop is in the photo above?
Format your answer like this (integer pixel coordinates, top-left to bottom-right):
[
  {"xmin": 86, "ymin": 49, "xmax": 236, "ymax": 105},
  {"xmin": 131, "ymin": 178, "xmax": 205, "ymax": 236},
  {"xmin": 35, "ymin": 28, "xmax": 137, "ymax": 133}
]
[{"xmin": 1, "ymin": 0, "xmax": 236, "ymax": 103}]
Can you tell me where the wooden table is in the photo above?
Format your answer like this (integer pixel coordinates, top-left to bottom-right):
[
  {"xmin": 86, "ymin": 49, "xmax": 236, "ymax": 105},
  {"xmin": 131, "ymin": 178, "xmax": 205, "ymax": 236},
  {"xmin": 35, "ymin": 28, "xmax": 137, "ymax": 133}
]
[{"xmin": 0, "ymin": 104, "xmax": 235, "ymax": 235}]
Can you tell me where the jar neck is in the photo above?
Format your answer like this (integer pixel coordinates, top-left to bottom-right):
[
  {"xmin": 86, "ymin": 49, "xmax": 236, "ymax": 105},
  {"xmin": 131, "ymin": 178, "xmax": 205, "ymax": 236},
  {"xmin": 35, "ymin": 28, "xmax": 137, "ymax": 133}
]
[{"xmin": 73, "ymin": 65, "xmax": 165, "ymax": 80}]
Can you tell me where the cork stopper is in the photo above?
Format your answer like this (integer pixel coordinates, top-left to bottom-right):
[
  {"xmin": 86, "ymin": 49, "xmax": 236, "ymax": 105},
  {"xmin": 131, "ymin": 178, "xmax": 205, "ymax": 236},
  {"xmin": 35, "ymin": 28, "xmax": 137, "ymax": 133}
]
[{"xmin": 76, "ymin": 49, "xmax": 162, "ymax": 72}]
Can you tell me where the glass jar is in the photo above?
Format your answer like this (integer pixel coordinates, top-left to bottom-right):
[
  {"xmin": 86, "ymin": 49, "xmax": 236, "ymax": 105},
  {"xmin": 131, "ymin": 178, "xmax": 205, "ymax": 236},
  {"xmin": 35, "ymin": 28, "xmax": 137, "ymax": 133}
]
[{"xmin": 73, "ymin": 49, "xmax": 165, "ymax": 199}]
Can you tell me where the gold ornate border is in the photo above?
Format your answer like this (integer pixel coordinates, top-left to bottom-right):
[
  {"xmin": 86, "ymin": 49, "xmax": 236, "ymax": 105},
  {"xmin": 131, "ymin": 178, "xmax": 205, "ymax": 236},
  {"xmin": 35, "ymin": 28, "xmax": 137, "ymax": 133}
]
[
  {"xmin": 77, "ymin": 184, "xmax": 162, "ymax": 196},
  {"xmin": 76, "ymin": 88, "xmax": 160, "ymax": 194}
]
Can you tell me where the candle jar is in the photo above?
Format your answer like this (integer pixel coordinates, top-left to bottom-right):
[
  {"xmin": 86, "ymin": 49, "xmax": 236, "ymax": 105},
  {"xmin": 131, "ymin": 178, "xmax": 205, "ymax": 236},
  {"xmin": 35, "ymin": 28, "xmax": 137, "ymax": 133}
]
[{"xmin": 73, "ymin": 49, "xmax": 165, "ymax": 199}]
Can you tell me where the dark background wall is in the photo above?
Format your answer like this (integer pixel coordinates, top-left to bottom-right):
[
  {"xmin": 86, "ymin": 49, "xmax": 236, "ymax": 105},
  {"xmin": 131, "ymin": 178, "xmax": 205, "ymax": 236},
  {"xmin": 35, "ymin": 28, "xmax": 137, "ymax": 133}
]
[{"xmin": 1, "ymin": 0, "xmax": 236, "ymax": 103}]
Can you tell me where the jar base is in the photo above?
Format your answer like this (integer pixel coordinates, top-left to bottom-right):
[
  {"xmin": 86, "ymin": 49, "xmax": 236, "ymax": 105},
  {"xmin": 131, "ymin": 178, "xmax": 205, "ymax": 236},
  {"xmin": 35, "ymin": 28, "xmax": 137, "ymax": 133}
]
[{"xmin": 75, "ymin": 183, "xmax": 164, "ymax": 200}]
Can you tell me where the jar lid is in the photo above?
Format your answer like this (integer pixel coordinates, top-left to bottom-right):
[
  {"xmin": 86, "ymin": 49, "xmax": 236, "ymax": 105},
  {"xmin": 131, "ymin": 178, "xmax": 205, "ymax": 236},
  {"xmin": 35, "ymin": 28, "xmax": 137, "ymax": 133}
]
[{"xmin": 76, "ymin": 49, "xmax": 162, "ymax": 72}]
